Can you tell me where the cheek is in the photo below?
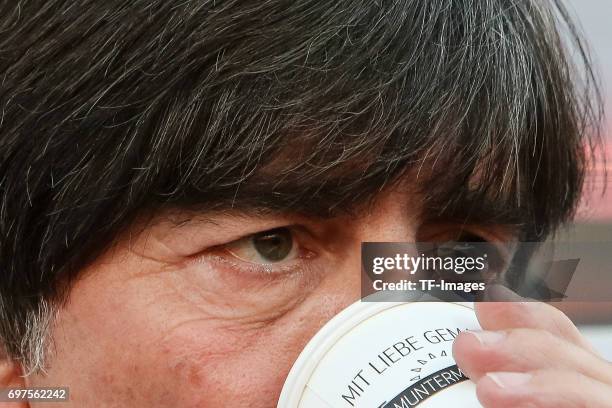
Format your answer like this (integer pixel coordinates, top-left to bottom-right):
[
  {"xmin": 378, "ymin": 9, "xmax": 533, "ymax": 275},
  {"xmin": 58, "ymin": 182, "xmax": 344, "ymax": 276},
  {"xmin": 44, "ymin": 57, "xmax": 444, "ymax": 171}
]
[
  {"xmin": 157, "ymin": 285, "xmax": 357, "ymax": 406},
  {"xmin": 26, "ymin": 278, "xmax": 190, "ymax": 406},
  {"xmin": 26, "ymin": 247, "xmax": 359, "ymax": 407},
  {"xmin": 35, "ymin": 299, "xmax": 348, "ymax": 407},
  {"xmin": 158, "ymin": 324, "xmax": 301, "ymax": 406}
]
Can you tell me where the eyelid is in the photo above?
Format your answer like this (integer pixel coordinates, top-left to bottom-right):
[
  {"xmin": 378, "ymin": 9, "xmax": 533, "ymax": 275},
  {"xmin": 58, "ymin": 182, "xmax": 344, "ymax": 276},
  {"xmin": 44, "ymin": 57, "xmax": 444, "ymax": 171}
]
[
  {"xmin": 417, "ymin": 224, "xmax": 517, "ymax": 268},
  {"xmin": 203, "ymin": 225, "xmax": 317, "ymax": 275},
  {"xmin": 455, "ymin": 230, "xmax": 516, "ymax": 264},
  {"xmin": 205, "ymin": 252, "xmax": 305, "ymax": 276},
  {"xmin": 152, "ymin": 213, "xmax": 311, "ymax": 258},
  {"xmin": 421, "ymin": 223, "xmax": 514, "ymax": 245},
  {"xmin": 465, "ymin": 230, "xmax": 516, "ymax": 261},
  {"xmin": 224, "ymin": 231, "xmax": 298, "ymax": 265}
]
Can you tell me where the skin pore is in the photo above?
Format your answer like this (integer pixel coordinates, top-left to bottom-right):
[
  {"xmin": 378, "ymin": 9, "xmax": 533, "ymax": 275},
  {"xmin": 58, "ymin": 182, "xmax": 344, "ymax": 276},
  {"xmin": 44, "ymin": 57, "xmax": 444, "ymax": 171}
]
[
  {"xmin": 2, "ymin": 181, "xmax": 515, "ymax": 407},
  {"xmin": 2, "ymin": 171, "xmax": 612, "ymax": 408},
  {"xmin": 0, "ymin": 1, "xmax": 608, "ymax": 407}
]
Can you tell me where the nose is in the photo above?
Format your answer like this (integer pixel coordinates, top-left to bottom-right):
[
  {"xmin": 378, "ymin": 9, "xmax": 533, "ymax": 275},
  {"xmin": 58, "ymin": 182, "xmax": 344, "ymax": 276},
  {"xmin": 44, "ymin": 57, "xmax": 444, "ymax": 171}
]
[
  {"xmin": 296, "ymin": 185, "xmax": 421, "ymax": 352},
  {"xmin": 319, "ymin": 185, "xmax": 420, "ymax": 304}
]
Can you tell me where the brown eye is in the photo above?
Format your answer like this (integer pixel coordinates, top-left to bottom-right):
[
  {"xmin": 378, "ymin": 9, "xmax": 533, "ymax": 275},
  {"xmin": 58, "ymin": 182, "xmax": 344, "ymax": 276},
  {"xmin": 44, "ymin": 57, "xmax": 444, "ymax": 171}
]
[
  {"xmin": 225, "ymin": 227, "xmax": 298, "ymax": 265},
  {"xmin": 251, "ymin": 228, "xmax": 294, "ymax": 262}
]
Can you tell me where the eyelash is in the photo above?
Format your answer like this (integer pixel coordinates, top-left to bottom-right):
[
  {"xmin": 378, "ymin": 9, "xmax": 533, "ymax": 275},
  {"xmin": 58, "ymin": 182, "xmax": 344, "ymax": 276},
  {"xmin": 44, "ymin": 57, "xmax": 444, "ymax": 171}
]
[
  {"xmin": 204, "ymin": 228, "xmax": 316, "ymax": 276},
  {"xmin": 451, "ymin": 231, "xmax": 512, "ymax": 275},
  {"xmin": 201, "ymin": 225, "xmax": 510, "ymax": 278},
  {"xmin": 206, "ymin": 252, "xmax": 308, "ymax": 276}
]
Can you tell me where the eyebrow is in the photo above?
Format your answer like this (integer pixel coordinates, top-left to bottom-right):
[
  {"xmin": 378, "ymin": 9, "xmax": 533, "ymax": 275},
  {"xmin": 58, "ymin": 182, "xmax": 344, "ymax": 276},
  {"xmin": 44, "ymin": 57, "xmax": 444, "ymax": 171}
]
[
  {"xmin": 167, "ymin": 177, "xmax": 522, "ymax": 232},
  {"xmin": 421, "ymin": 192, "xmax": 524, "ymax": 229}
]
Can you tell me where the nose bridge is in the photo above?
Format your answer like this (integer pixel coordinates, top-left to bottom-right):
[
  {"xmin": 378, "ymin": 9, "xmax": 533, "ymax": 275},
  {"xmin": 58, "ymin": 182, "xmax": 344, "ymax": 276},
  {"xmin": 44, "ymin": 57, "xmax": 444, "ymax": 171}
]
[
  {"xmin": 352, "ymin": 189, "xmax": 419, "ymax": 243},
  {"xmin": 319, "ymin": 188, "xmax": 419, "ymax": 312}
]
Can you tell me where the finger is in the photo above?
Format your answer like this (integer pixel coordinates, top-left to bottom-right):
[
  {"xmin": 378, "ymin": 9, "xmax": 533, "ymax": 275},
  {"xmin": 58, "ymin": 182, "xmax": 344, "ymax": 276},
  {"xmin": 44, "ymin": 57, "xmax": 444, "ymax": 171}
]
[
  {"xmin": 452, "ymin": 328, "xmax": 612, "ymax": 385},
  {"xmin": 476, "ymin": 370, "xmax": 612, "ymax": 408},
  {"xmin": 476, "ymin": 286, "xmax": 594, "ymax": 351}
]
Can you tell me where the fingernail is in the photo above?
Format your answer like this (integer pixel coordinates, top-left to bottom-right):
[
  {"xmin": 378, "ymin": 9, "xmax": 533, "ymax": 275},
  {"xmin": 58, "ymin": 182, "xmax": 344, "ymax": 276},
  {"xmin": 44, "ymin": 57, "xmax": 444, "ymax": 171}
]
[
  {"xmin": 487, "ymin": 372, "xmax": 532, "ymax": 389},
  {"xmin": 470, "ymin": 330, "xmax": 505, "ymax": 345}
]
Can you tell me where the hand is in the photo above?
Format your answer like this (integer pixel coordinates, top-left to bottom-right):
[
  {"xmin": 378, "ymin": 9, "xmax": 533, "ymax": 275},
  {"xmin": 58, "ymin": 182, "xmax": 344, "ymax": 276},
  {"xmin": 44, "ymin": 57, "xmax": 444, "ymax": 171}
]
[{"xmin": 453, "ymin": 294, "xmax": 612, "ymax": 407}]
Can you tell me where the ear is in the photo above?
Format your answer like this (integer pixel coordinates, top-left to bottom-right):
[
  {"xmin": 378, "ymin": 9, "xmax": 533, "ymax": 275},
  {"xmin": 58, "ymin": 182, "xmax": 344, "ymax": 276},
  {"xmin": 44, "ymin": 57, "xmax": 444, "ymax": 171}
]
[{"xmin": 0, "ymin": 350, "xmax": 29, "ymax": 408}]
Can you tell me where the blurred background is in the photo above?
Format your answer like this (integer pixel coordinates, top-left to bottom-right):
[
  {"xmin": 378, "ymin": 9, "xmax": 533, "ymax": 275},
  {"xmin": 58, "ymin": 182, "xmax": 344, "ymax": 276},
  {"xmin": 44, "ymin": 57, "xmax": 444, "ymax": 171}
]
[{"xmin": 556, "ymin": 0, "xmax": 611, "ymax": 360}]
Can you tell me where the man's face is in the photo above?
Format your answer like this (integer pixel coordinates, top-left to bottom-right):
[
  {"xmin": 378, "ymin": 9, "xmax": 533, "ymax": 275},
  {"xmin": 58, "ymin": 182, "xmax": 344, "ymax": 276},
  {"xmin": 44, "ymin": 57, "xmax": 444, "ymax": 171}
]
[{"xmin": 26, "ymin": 182, "xmax": 513, "ymax": 407}]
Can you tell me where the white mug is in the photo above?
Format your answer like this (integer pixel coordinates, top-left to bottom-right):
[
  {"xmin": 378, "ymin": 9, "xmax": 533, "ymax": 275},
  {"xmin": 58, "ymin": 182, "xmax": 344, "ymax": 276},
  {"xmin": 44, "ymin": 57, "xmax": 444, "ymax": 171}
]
[{"xmin": 278, "ymin": 299, "xmax": 483, "ymax": 408}]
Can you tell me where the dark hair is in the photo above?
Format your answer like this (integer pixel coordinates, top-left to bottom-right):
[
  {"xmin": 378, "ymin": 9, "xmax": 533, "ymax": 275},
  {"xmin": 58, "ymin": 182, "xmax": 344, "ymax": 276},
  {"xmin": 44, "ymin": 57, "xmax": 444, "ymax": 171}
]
[{"xmin": 0, "ymin": 0, "xmax": 602, "ymax": 369}]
